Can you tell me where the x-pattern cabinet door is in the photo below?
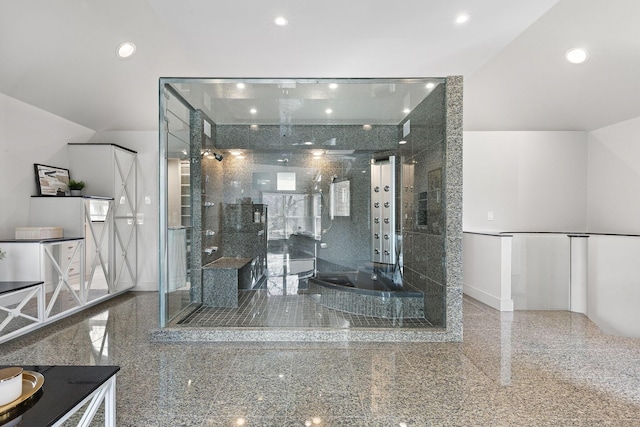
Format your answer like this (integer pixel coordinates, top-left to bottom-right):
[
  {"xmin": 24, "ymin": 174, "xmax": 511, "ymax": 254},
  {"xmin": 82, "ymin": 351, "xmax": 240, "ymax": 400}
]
[
  {"xmin": 112, "ymin": 147, "xmax": 137, "ymax": 292},
  {"xmin": 69, "ymin": 143, "xmax": 138, "ymax": 293}
]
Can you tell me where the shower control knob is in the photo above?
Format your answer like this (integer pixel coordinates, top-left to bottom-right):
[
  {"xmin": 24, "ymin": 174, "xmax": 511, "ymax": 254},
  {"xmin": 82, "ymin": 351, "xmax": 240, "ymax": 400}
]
[
  {"xmin": 384, "ymin": 234, "xmax": 389, "ymax": 240},
  {"xmin": 384, "ymin": 185, "xmax": 390, "ymax": 192},
  {"xmin": 384, "ymin": 218, "xmax": 389, "ymax": 224},
  {"xmin": 374, "ymin": 249, "xmax": 380, "ymax": 254},
  {"xmin": 374, "ymin": 233, "xmax": 380, "ymax": 239},
  {"xmin": 384, "ymin": 202, "xmax": 390, "ymax": 208},
  {"xmin": 374, "ymin": 202, "xmax": 380, "ymax": 208},
  {"xmin": 374, "ymin": 186, "xmax": 380, "ymax": 192},
  {"xmin": 384, "ymin": 250, "xmax": 390, "ymax": 255},
  {"xmin": 374, "ymin": 218, "xmax": 380, "ymax": 224}
]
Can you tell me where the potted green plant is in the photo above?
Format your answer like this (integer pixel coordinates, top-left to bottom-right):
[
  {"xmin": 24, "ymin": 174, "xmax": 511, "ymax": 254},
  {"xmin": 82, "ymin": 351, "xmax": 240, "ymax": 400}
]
[{"xmin": 68, "ymin": 179, "xmax": 85, "ymax": 196}]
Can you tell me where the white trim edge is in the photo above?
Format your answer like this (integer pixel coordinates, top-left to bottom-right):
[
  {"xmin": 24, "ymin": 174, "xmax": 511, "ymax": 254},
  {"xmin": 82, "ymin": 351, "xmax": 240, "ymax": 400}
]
[{"xmin": 463, "ymin": 284, "xmax": 514, "ymax": 311}]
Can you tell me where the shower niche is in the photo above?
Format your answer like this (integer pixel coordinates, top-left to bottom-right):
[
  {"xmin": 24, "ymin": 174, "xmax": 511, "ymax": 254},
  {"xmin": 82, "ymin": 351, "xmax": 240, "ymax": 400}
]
[{"xmin": 159, "ymin": 77, "xmax": 462, "ymax": 335}]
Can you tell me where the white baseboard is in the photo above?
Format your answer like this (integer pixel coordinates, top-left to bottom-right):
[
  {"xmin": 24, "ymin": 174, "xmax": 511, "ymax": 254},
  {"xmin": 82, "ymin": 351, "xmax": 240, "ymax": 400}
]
[{"xmin": 463, "ymin": 284, "xmax": 513, "ymax": 311}]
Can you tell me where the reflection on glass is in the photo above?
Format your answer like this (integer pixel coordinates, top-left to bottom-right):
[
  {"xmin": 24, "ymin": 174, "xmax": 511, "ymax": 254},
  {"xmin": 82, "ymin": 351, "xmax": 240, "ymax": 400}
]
[
  {"xmin": 160, "ymin": 78, "xmax": 448, "ymax": 329},
  {"xmin": 88, "ymin": 311, "xmax": 109, "ymax": 364}
]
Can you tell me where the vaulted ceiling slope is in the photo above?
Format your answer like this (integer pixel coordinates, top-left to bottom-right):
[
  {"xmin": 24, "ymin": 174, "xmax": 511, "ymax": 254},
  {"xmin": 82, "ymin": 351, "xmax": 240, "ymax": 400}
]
[
  {"xmin": 1, "ymin": 0, "xmax": 636, "ymax": 132},
  {"xmin": 465, "ymin": 0, "xmax": 640, "ymax": 131}
]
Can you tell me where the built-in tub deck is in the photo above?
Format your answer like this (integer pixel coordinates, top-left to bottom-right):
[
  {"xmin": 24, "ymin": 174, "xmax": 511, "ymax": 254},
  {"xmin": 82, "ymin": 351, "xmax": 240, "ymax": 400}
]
[
  {"xmin": 308, "ymin": 271, "xmax": 425, "ymax": 319},
  {"xmin": 202, "ymin": 257, "xmax": 253, "ymax": 308}
]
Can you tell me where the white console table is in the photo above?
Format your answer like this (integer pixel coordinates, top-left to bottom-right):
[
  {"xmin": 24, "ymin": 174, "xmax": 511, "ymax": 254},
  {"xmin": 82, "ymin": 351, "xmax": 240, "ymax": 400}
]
[
  {"xmin": 0, "ymin": 281, "xmax": 45, "ymax": 343},
  {"xmin": 0, "ymin": 237, "xmax": 103, "ymax": 344}
]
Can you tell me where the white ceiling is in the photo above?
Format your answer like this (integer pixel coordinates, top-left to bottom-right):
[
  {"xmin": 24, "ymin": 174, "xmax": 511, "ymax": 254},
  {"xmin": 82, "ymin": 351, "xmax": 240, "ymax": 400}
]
[{"xmin": 1, "ymin": 0, "xmax": 637, "ymax": 132}]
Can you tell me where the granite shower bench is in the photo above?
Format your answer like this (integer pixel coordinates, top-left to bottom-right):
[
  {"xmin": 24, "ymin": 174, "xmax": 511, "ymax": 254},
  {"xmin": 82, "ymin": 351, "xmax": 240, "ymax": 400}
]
[{"xmin": 202, "ymin": 257, "xmax": 253, "ymax": 308}]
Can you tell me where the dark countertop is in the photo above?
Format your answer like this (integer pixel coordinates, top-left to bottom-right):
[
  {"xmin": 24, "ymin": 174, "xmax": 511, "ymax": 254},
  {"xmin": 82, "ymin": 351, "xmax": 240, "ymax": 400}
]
[
  {"xmin": 0, "ymin": 281, "xmax": 43, "ymax": 295},
  {"xmin": 0, "ymin": 365, "xmax": 120, "ymax": 426},
  {"xmin": 30, "ymin": 195, "xmax": 114, "ymax": 200},
  {"xmin": 0, "ymin": 237, "xmax": 83, "ymax": 243}
]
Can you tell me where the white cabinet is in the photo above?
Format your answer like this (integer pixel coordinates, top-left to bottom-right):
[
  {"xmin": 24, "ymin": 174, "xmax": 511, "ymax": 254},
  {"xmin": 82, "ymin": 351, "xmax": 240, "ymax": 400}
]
[
  {"xmin": 30, "ymin": 197, "xmax": 113, "ymax": 299},
  {"xmin": 68, "ymin": 143, "xmax": 137, "ymax": 292},
  {"xmin": 0, "ymin": 238, "xmax": 86, "ymax": 329}
]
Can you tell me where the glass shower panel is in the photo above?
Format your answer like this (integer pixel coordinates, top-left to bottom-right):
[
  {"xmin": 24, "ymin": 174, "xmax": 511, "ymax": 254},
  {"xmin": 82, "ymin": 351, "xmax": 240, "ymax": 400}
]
[
  {"xmin": 159, "ymin": 78, "xmax": 450, "ymax": 329},
  {"xmin": 162, "ymin": 88, "xmax": 195, "ymax": 324}
]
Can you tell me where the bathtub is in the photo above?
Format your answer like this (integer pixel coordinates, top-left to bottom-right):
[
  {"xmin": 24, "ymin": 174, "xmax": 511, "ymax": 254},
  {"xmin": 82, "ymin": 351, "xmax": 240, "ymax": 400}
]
[{"xmin": 308, "ymin": 269, "xmax": 424, "ymax": 319}]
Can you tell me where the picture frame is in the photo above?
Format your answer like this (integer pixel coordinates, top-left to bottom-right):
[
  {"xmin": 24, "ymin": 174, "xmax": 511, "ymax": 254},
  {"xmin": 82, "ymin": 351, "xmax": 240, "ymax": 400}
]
[{"xmin": 34, "ymin": 163, "xmax": 71, "ymax": 196}]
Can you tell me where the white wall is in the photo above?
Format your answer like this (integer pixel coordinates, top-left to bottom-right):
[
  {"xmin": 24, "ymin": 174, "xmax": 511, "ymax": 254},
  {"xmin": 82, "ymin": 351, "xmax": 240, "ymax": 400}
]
[
  {"xmin": 588, "ymin": 116, "xmax": 640, "ymax": 233},
  {"xmin": 588, "ymin": 235, "xmax": 640, "ymax": 337},
  {"xmin": 463, "ymin": 131, "xmax": 588, "ymax": 232},
  {"xmin": 88, "ymin": 131, "xmax": 159, "ymax": 291},
  {"xmin": 511, "ymin": 234, "xmax": 570, "ymax": 310},
  {"xmin": 462, "ymin": 233, "xmax": 513, "ymax": 311},
  {"xmin": 462, "ymin": 123, "xmax": 640, "ymax": 337},
  {"xmin": 0, "ymin": 92, "xmax": 95, "ymax": 238}
]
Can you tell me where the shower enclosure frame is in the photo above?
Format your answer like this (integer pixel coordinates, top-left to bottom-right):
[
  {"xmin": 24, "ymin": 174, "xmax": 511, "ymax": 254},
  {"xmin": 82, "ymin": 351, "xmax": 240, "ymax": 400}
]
[{"xmin": 158, "ymin": 77, "xmax": 464, "ymax": 342}]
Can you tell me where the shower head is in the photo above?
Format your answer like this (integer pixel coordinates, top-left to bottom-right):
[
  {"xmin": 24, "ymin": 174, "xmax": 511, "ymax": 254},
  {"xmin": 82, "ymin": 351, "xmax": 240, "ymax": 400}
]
[{"xmin": 201, "ymin": 149, "xmax": 224, "ymax": 161}]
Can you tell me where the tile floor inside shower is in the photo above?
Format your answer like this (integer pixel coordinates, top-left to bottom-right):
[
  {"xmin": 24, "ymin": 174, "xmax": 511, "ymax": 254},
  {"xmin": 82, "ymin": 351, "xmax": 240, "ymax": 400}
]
[
  {"xmin": 179, "ymin": 291, "xmax": 433, "ymax": 328},
  {"xmin": 177, "ymin": 251, "xmax": 433, "ymax": 329}
]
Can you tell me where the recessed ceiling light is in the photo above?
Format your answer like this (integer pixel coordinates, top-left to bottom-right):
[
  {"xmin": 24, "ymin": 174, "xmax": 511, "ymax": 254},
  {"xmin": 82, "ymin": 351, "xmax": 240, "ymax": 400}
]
[
  {"xmin": 455, "ymin": 14, "xmax": 469, "ymax": 24},
  {"xmin": 329, "ymin": 83, "xmax": 338, "ymax": 89},
  {"xmin": 250, "ymin": 124, "xmax": 259, "ymax": 130},
  {"xmin": 274, "ymin": 16, "xmax": 288, "ymax": 26},
  {"xmin": 403, "ymin": 108, "xmax": 411, "ymax": 114},
  {"xmin": 325, "ymin": 108, "xmax": 333, "ymax": 114},
  {"xmin": 363, "ymin": 124, "xmax": 372, "ymax": 131},
  {"xmin": 303, "ymin": 141, "xmax": 314, "ymax": 145},
  {"xmin": 399, "ymin": 140, "xmax": 407, "ymax": 145},
  {"xmin": 236, "ymin": 83, "xmax": 245, "ymax": 89},
  {"xmin": 566, "ymin": 48, "xmax": 589, "ymax": 64},
  {"xmin": 250, "ymin": 108, "xmax": 257, "ymax": 114},
  {"xmin": 426, "ymin": 82, "xmax": 435, "ymax": 90},
  {"xmin": 230, "ymin": 150, "xmax": 242, "ymax": 156},
  {"xmin": 116, "ymin": 41, "xmax": 136, "ymax": 58}
]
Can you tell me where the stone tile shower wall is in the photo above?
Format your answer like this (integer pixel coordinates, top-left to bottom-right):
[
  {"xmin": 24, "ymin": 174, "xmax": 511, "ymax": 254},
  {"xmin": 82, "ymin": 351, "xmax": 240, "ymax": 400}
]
[
  {"xmin": 444, "ymin": 76, "xmax": 463, "ymax": 340},
  {"xmin": 189, "ymin": 109, "xmax": 204, "ymax": 303},
  {"xmin": 215, "ymin": 125, "xmax": 398, "ymax": 271},
  {"xmin": 398, "ymin": 83, "xmax": 448, "ymax": 327}
]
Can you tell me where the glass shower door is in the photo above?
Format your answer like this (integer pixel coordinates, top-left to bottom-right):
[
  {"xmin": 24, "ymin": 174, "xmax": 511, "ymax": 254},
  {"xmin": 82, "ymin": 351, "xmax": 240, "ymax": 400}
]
[{"xmin": 160, "ymin": 86, "xmax": 195, "ymax": 326}]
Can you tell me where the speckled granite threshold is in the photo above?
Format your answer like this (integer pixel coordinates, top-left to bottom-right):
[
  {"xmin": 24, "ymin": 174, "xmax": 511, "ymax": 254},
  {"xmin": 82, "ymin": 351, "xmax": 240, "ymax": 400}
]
[{"xmin": 148, "ymin": 326, "xmax": 457, "ymax": 342}]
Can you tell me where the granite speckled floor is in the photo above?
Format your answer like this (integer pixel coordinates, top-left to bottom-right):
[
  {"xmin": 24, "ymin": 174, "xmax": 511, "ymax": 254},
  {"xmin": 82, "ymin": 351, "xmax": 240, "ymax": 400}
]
[{"xmin": 1, "ymin": 292, "xmax": 640, "ymax": 426}]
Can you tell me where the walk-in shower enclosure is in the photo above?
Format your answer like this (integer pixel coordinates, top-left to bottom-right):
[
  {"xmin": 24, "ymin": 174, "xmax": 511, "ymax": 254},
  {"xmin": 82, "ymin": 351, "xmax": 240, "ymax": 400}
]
[{"xmin": 159, "ymin": 78, "xmax": 463, "ymax": 341}]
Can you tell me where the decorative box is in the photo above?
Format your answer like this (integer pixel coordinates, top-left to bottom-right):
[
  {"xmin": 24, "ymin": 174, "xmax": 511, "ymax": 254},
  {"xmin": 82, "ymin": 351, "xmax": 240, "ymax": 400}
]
[{"xmin": 15, "ymin": 226, "xmax": 64, "ymax": 239}]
